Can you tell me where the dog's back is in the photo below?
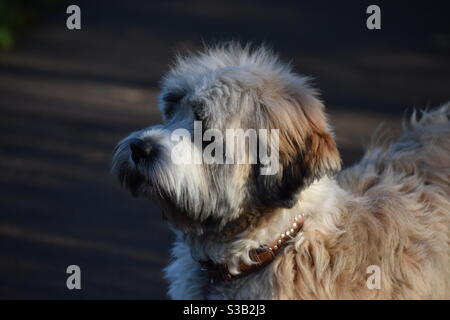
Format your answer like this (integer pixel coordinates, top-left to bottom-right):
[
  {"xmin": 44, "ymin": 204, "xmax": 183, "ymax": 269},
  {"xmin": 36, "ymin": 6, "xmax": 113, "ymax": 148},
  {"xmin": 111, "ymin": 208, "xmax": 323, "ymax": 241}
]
[
  {"xmin": 340, "ymin": 104, "xmax": 450, "ymax": 195},
  {"xmin": 337, "ymin": 104, "xmax": 450, "ymax": 298}
]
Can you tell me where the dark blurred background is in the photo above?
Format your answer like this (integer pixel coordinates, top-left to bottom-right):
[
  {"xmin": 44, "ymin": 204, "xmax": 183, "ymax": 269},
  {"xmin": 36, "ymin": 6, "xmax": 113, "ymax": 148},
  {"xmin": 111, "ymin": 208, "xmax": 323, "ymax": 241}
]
[{"xmin": 0, "ymin": 0, "xmax": 448, "ymax": 299}]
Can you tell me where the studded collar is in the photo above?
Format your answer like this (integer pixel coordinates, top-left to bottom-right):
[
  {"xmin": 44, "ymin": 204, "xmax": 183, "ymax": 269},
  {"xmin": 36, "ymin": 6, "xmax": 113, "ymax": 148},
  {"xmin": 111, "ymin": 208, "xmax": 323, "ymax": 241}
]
[{"xmin": 199, "ymin": 214, "xmax": 305, "ymax": 282}]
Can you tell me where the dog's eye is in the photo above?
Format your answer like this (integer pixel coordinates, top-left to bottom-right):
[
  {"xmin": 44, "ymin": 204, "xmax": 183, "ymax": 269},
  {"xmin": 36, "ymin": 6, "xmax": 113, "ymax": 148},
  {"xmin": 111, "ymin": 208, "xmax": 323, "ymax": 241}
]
[
  {"xmin": 162, "ymin": 91, "xmax": 184, "ymax": 119},
  {"xmin": 163, "ymin": 91, "xmax": 184, "ymax": 104},
  {"xmin": 193, "ymin": 109, "xmax": 202, "ymax": 122},
  {"xmin": 192, "ymin": 101, "xmax": 206, "ymax": 122}
]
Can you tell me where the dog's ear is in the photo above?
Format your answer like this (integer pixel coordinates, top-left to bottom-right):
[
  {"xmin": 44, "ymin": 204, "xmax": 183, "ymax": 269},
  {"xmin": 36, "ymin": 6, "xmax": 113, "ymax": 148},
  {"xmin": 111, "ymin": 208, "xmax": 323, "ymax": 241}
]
[{"xmin": 248, "ymin": 79, "xmax": 341, "ymax": 209}]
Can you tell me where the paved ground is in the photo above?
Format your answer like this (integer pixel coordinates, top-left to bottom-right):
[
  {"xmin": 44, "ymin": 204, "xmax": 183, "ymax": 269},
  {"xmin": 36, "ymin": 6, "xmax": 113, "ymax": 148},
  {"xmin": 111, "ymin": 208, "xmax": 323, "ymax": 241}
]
[{"xmin": 0, "ymin": 1, "xmax": 448, "ymax": 299}]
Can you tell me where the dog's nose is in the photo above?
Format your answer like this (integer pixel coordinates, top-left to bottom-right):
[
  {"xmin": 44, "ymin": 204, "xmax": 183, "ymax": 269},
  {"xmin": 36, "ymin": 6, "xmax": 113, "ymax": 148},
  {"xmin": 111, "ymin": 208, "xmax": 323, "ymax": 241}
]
[{"xmin": 129, "ymin": 138, "xmax": 153, "ymax": 164}]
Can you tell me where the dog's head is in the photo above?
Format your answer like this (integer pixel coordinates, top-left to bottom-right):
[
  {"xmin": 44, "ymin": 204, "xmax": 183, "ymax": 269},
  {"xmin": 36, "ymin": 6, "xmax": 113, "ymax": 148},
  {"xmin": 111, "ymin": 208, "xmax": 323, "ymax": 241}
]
[{"xmin": 112, "ymin": 44, "xmax": 341, "ymax": 237}]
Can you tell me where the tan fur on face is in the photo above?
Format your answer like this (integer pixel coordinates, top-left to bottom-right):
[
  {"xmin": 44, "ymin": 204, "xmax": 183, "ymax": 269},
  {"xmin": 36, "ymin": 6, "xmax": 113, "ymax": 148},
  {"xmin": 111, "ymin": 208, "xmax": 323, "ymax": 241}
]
[{"xmin": 260, "ymin": 78, "xmax": 341, "ymax": 174}]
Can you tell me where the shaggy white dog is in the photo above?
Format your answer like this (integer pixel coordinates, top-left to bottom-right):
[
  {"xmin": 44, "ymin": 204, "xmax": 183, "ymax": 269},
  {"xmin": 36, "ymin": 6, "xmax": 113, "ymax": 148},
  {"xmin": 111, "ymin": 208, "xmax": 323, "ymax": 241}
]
[{"xmin": 113, "ymin": 44, "xmax": 450, "ymax": 299}]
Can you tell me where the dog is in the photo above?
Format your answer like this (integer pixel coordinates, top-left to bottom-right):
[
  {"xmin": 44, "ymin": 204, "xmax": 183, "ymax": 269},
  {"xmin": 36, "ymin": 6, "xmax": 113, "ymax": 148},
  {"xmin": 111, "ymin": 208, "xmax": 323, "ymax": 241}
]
[{"xmin": 112, "ymin": 44, "xmax": 450, "ymax": 299}]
